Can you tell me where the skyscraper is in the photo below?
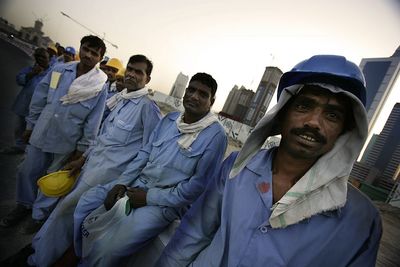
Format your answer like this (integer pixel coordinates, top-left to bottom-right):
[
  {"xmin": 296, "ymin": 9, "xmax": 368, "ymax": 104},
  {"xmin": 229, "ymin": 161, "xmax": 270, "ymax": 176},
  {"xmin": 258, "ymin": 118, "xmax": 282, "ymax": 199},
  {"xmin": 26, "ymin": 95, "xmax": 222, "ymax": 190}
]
[
  {"xmin": 351, "ymin": 103, "xmax": 400, "ymax": 191},
  {"xmin": 243, "ymin": 66, "xmax": 282, "ymax": 127},
  {"xmin": 363, "ymin": 103, "xmax": 400, "ymax": 181},
  {"xmin": 221, "ymin": 85, "xmax": 254, "ymax": 122},
  {"xmin": 169, "ymin": 72, "xmax": 189, "ymax": 99},
  {"xmin": 359, "ymin": 46, "xmax": 400, "ymax": 131}
]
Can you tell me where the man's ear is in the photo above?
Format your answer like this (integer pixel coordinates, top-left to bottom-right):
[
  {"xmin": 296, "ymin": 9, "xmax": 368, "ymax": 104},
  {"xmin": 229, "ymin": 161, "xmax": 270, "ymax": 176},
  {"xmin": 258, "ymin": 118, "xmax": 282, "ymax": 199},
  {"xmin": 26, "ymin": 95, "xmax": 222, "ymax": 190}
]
[
  {"xmin": 146, "ymin": 76, "xmax": 151, "ymax": 84},
  {"xmin": 210, "ymin": 97, "xmax": 215, "ymax": 106}
]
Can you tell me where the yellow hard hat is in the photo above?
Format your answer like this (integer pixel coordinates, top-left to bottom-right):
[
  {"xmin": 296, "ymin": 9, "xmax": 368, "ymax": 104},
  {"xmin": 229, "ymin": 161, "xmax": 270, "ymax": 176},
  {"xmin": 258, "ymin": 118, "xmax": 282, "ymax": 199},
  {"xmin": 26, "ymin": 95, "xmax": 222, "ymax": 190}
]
[
  {"xmin": 116, "ymin": 67, "xmax": 126, "ymax": 77},
  {"xmin": 47, "ymin": 43, "xmax": 58, "ymax": 54},
  {"xmin": 37, "ymin": 170, "xmax": 79, "ymax": 197},
  {"xmin": 105, "ymin": 58, "xmax": 123, "ymax": 72}
]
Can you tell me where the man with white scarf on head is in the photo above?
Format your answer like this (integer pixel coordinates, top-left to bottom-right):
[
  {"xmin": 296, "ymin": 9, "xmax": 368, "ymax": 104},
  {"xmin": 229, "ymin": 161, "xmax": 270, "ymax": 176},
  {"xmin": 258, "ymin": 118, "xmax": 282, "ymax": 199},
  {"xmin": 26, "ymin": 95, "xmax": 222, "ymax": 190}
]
[
  {"xmin": 69, "ymin": 72, "xmax": 227, "ymax": 266},
  {"xmin": 24, "ymin": 55, "xmax": 161, "ymax": 267},
  {"xmin": 0, "ymin": 35, "xmax": 108, "ymax": 234},
  {"xmin": 157, "ymin": 55, "xmax": 382, "ymax": 267}
]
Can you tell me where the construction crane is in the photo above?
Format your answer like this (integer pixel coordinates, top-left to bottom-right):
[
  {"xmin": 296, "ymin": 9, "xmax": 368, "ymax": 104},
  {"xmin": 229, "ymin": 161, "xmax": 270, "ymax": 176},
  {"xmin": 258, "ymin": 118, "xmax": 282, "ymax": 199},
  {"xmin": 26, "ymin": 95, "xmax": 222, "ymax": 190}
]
[{"xmin": 60, "ymin": 11, "xmax": 118, "ymax": 49}]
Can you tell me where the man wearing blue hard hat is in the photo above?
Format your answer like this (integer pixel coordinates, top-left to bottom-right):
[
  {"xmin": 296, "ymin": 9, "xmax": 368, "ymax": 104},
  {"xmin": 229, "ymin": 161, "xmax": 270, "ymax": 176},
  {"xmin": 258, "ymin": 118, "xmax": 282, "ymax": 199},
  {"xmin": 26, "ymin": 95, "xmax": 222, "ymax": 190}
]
[
  {"xmin": 63, "ymin": 46, "xmax": 76, "ymax": 63},
  {"xmin": 55, "ymin": 46, "xmax": 76, "ymax": 64},
  {"xmin": 156, "ymin": 55, "xmax": 382, "ymax": 266}
]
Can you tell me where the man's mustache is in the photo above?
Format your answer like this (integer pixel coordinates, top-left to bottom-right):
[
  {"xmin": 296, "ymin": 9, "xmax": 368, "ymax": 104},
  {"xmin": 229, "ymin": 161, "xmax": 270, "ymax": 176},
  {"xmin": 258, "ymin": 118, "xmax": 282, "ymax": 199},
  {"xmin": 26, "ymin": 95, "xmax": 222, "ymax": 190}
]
[{"xmin": 290, "ymin": 126, "xmax": 327, "ymax": 144}]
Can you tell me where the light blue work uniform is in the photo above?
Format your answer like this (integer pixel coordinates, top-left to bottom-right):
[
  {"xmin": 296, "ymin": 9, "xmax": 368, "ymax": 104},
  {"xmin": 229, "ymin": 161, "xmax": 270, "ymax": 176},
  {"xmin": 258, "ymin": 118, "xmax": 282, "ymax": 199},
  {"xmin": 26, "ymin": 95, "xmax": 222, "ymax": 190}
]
[
  {"xmin": 74, "ymin": 112, "xmax": 227, "ymax": 267},
  {"xmin": 11, "ymin": 65, "xmax": 50, "ymax": 149},
  {"xmin": 104, "ymin": 81, "xmax": 117, "ymax": 99},
  {"xmin": 28, "ymin": 95, "xmax": 161, "ymax": 267},
  {"xmin": 100, "ymin": 81, "xmax": 117, "ymax": 122},
  {"xmin": 16, "ymin": 62, "xmax": 107, "ymax": 220},
  {"xmin": 49, "ymin": 55, "xmax": 58, "ymax": 67},
  {"xmin": 157, "ymin": 149, "xmax": 382, "ymax": 267}
]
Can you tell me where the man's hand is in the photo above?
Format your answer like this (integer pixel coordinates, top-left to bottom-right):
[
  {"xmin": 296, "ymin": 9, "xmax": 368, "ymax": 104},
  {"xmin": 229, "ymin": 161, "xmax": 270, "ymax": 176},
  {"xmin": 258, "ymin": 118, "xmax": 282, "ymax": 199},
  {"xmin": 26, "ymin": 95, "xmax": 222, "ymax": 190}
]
[
  {"xmin": 63, "ymin": 156, "xmax": 85, "ymax": 177},
  {"xmin": 66, "ymin": 150, "xmax": 84, "ymax": 163},
  {"xmin": 104, "ymin": 184, "xmax": 127, "ymax": 211},
  {"xmin": 26, "ymin": 65, "xmax": 44, "ymax": 81},
  {"xmin": 22, "ymin": 129, "xmax": 32, "ymax": 144},
  {"xmin": 126, "ymin": 188, "xmax": 147, "ymax": 209}
]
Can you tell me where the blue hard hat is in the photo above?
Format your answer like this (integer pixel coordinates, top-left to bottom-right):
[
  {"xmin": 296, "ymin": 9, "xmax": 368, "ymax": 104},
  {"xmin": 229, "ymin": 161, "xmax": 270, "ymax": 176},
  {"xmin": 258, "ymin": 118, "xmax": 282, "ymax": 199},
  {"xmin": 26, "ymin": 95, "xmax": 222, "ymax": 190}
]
[
  {"xmin": 277, "ymin": 55, "xmax": 367, "ymax": 106},
  {"xmin": 65, "ymin": 46, "xmax": 76, "ymax": 55}
]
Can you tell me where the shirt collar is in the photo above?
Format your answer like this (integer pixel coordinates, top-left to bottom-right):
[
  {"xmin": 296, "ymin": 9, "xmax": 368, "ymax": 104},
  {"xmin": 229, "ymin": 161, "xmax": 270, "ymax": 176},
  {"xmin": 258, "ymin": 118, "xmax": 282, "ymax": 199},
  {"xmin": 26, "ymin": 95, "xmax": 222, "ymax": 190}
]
[{"xmin": 245, "ymin": 147, "xmax": 276, "ymax": 176}]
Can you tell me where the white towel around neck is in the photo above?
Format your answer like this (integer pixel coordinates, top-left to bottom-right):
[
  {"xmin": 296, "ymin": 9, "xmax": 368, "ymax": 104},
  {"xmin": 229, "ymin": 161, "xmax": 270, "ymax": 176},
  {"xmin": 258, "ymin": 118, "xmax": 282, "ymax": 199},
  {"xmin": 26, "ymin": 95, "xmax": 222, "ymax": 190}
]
[
  {"xmin": 176, "ymin": 112, "xmax": 219, "ymax": 149},
  {"xmin": 60, "ymin": 67, "xmax": 107, "ymax": 105},
  {"xmin": 109, "ymin": 82, "xmax": 117, "ymax": 92},
  {"xmin": 106, "ymin": 87, "xmax": 148, "ymax": 111}
]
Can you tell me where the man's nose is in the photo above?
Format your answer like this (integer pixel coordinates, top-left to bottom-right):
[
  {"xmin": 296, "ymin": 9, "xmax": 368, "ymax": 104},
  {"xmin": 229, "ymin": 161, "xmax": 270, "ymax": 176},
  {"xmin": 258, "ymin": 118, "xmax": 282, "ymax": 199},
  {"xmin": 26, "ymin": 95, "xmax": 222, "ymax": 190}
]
[
  {"xmin": 304, "ymin": 109, "xmax": 323, "ymax": 130},
  {"xmin": 189, "ymin": 90, "xmax": 200, "ymax": 100}
]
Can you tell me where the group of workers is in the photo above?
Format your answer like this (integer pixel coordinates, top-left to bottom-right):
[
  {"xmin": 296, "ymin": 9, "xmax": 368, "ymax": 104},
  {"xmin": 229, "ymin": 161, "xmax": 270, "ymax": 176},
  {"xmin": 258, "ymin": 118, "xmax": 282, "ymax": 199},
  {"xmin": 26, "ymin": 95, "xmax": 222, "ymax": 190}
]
[{"xmin": 0, "ymin": 34, "xmax": 382, "ymax": 267}]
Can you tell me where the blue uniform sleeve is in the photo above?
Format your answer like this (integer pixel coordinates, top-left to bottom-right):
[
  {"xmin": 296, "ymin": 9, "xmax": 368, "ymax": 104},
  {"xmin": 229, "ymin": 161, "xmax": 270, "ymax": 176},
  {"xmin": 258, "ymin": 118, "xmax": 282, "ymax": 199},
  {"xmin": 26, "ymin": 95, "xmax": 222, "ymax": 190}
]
[
  {"xmin": 146, "ymin": 130, "xmax": 227, "ymax": 208},
  {"xmin": 76, "ymin": 89, "xmax": 108, "ymax": 152},
  {"xmin": 15, "ymin": 66, "xmax": 32, "ymax": 86},
  {"xmin": 155, "ymin": 152, "xmax": 237, "ymax": 267},
  {"xmin": 347, "ymin": 211, "xmax": 382, "ymax": 267},
  {"xmin": 25, "ymin": 69, "xmax": 52, "ymax": 130}
]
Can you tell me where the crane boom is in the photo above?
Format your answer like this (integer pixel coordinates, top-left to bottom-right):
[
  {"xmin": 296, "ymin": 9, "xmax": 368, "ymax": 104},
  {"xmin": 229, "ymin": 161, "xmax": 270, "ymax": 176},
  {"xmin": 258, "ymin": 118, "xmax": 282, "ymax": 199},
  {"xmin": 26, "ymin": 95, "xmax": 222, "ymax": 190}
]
[{"xmin": 60, "ymin": 11, "xmax": 118, "ymax": 49}]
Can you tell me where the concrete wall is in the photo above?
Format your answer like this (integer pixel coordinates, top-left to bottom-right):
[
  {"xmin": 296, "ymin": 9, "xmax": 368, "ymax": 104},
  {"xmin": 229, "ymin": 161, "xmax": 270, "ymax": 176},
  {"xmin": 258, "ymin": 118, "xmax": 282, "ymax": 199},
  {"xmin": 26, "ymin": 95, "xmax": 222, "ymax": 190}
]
[{"xmin": 0, "ymin": 32, "xmax": 34, "ymax": 56}]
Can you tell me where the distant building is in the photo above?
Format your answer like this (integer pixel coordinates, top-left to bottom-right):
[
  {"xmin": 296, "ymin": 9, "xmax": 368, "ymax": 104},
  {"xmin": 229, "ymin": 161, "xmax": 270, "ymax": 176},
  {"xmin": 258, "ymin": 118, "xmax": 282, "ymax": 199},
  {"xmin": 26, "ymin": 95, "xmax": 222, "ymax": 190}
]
[
  {"xmin": 360, "ymin": 134, "xmax": 378, "ymax": 163},
  {"xmin": 350, "ymin": 103, "xmax": 400, "ymax": 191},
  {"xmin": 19, "ymin": 19, "xmax": 53, "ymax": 47},
  {"xmin": 243, "ymin": 66, "xmax": 283, "ymax": 127},
  {"xmin": 169, "ymin": 72, "xmax": 189, "ymax": 99},
  {"xmin": 364, "ymin": 103, "xmax": 400, "ymax": 181},
  {"xmin": 359, "ymin": 46, "xmax": 400, "ymax": 131},
  {"xmin": 0, "ymin": 17, "xmax": 18, "ymax": 36},
  {"xmin": 221, "ymin": 85, "xmax": 254, "ymax": 122}
]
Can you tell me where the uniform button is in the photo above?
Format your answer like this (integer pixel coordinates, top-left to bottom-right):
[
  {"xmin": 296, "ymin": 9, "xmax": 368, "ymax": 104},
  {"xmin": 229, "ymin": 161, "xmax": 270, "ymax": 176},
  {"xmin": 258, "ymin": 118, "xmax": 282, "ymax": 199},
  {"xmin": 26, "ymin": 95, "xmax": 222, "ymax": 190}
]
[
  {"xmin": 54, "ymin": 114, "xmax": 58, "ymax": 118},
  {"xmin": 260, "ymin": 226, "xmax": 268, "ymax": 233}
]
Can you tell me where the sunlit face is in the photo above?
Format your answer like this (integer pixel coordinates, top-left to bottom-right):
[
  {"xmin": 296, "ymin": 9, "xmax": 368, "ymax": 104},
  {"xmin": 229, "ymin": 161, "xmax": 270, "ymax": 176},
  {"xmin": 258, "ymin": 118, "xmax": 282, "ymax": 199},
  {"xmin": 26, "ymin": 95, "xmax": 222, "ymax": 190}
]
[
  {"xmin": 279, "ymin": 86, "xmax": 349, "ymax": 160},
  {"xmin": 183, "ymin": 80, "xmax": 214, "ymax": 118},
  {"xmin": 103, "ymin": 66, "xmax": 118, "ymax": 82},
  {"xmin": 79, "ymin": 43, "xmax": 102, "ymax": 69},
  {"xmin": 124, "ymin": 62, "xmax": 150, "ymax": 92}
]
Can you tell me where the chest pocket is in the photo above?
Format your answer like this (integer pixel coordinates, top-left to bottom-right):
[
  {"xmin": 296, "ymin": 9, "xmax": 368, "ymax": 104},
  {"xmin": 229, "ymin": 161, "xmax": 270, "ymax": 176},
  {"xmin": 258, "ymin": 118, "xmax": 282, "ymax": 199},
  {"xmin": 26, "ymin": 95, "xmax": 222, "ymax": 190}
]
[
  {"xmin": 47, "ymin": 87, "xmax": 57, "ymax": 104},
  {"xmin": 68, "ymin": 101, "xmax": 92, "ymax": 122},
  {"xmin": 47, "ymin": 71, "xmax": 63, "ymax": 103},
  {"xmin": 175, "ymin": 148, "xmax": 203, "ymax": 176},
  {"xmin": 107, "ymin": 119, "xmax": 134, "ymax": 145},
  {"xmin": 150, "ymin": 139, "xmax": 203, "ymax": 177}
]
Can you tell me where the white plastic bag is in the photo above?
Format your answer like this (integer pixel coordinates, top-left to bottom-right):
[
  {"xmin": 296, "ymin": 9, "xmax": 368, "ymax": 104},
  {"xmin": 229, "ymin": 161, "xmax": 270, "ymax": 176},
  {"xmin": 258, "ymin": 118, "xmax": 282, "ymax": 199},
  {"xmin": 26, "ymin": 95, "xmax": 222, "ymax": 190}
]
[{"xmin": 81, "ymin": 195, "xmax": 129, "ymax": 258}]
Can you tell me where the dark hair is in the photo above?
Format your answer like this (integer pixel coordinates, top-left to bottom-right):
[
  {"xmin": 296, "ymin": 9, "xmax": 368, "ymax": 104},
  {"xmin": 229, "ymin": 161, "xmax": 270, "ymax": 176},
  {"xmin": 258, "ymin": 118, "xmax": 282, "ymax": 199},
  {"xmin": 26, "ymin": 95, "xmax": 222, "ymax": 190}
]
[
  {"xmin": 57, "ymin": 45, "xmax": 65, "ymax": 56},
  {"xmin": 80, "ymin": 35, "xmax": 106, "ymax": 57},
  {"xmin": 128, "ymin": 54, "xmax": 153, "ymax": 76},
  {"xmin": 189, "ymin": 72, "xmax": 218, "ymax": 97},
  {"xmin": 34, "ymin": 47, "xmax": 48, "ymax": 56}
]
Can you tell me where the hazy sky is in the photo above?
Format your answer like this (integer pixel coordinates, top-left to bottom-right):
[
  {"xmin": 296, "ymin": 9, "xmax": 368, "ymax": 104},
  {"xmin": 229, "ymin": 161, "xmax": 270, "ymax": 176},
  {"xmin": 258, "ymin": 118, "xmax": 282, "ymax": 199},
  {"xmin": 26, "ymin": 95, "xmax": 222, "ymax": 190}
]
[{"xmin": 1, "ymin": 0, "xmax": 400, "ymax": 135}]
